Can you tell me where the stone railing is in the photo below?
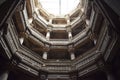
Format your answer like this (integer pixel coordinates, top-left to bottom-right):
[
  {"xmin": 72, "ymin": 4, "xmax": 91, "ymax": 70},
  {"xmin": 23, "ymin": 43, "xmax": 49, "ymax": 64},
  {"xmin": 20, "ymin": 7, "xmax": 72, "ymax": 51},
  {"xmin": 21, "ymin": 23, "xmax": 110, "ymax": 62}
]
[
  {"xmin": 74, "ymin": 50, "xmax": 100, "ymax": 70},
  {"xmin": 27, "ymin": 25, "xmax": 90, "ymax": 46}
]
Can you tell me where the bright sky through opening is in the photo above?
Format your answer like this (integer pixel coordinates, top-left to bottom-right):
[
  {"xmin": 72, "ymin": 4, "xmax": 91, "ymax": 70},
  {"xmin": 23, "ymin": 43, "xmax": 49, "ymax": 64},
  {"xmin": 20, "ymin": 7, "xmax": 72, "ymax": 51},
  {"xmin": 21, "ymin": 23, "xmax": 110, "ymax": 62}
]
[{"xmin": 39, "ymin": 0, "xmax": 80, "ymax": 16}]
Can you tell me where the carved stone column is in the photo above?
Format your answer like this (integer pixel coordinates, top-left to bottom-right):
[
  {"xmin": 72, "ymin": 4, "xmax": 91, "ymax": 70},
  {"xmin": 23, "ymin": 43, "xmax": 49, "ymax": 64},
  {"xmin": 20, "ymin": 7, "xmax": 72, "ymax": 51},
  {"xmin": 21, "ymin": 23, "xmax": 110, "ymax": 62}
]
[
  {"xmin": 70, "ymin": 52, "xmax": 75, "ymax": 60},
  {"xmin": 19, "ymin": 37, "xmax": 24, "ymax": 45},
  {"xmin": 67, "ymin": 27, "xmax": 72, "ymax": 40},
  {"xmin": 43, "ymin": 51, "xmax": 48, "ymax": 60},
  {"xmin": 102, "ymin": 65, "xmax": 115, "ymax": 80},
  {"xmin": 106, "ymin": 70, "xmax": 115, "ymax": 80},
  {"xmin": 66, "ymin": 15, "xmax": 70, "ymax": 25},
  {"xmin": 43, "ymin": 44, "xmax": 50, "ymax": 60},
  {"xmin": 49, "ymin": 18, "xmax": 52, "ymax": 24},
  {"xmin": 0, "ymin": 70, "xmax": 9, "ymax": 80},
  {"xmin": 68, "ymin": 45, "xmax": 75, "ymax": 60},
  {"xmin": 28, "ymin": 18, "xmax": 33, "ymax": 24},
  {"xmin": 90, "ymin": 33, "xmax": 97, "ymax": 45},
  {"xmin": 86, "ymin": 19, "xmax": 90, "ymax": 25},
  {"xmin": 96, "ymin": 57, "xmax": 115, "ymax": 80},
  {"xmin": 46, "ymin": 31, "xmax": 50, "ymax": 40},
  {"xmin": 0, "ymin": 59, "xmax": 18, "ymax": 80},
  {"xmin": 68, "ymin": 31, "xmax": 72, "ymax": 39}
]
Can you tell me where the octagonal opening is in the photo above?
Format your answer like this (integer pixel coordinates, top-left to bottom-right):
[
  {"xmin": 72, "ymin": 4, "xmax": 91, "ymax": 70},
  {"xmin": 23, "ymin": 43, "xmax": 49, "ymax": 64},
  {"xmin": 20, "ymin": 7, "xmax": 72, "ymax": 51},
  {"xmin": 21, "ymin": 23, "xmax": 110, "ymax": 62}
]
[{"xmin": 39, "ymin": 0, "xmax": 80, "ymax": 16}]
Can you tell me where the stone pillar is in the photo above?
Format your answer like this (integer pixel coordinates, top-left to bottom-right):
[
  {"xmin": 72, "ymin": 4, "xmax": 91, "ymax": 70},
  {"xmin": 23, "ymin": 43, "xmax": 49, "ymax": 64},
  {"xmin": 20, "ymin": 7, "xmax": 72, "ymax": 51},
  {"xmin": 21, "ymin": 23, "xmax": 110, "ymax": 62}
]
[
  {"xmin": 0, "ymin": 71, "xmax": 9, "ymax": 80},
  {"xmin": 96, "ymin": 60, "xmax": 115, "ymax": 80},
  {"xmin": 105, "ymin": 70, "xmax": 115, "ymax": 80},
  {"xmin": 28, "ymin": 18, "xmax": 33, "ymax": 24},
  {"xmin": 67, "ymin": 19, "xmax": 70, "ymax": 24},
  {"xmin": 46, "ymin": 30, "xmax": 50, "ymax": 40},
  {"xmin": 66, "ymin": 14, "xmax": 70, "ymax": 25},
  {"xmin": 90, "ymin": 33, "xmax": 97, "ymax": 45},
  {"xmin": 81, "ymin": 8, "xmax": 84, "ymax": 12},
  {"xmin": 102, "ymin": 65, "xmax": 115, "ymax": 80},
  {"xmin": 0, "ymin": 60, "xmax": 17, "ymax": 80},
  {"xmin": 67, "ymin": 27, "xmax": 72, "ymax": 40},
  {"xmin": 94, "ymin": 39, "xmax": 97, "ymax": 45},
  {"xmin": 43, "ymin": 51, "xmax": 47, "ymax": 60},
  {"xmin": 86, "ymin": 19, "xmax": 90, "ymax": 25},
  {"xmin": 43, "ymin": 44, "xmax": 49, "ymax": 60},
  {"xmin": 70, "ymin": 52, "xmax": 75, "ymax": 60},
  {"xmin": 19, "ymin": 37, "xmax": 24, "ymax": 45},
  {"xmin": 68, "ymin": 46, "xmax": 75, "ymax": 60},
  {"xmin": 0, "ymin": 55, "xmax": 20, "ymax": 80},
  {"xmin": 68, "ymin": 31, "xmax": 72, "ymax": 40},
  {"xmin": 49, "ymin": 18, "xmax": 52, "ymax": 24}
]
